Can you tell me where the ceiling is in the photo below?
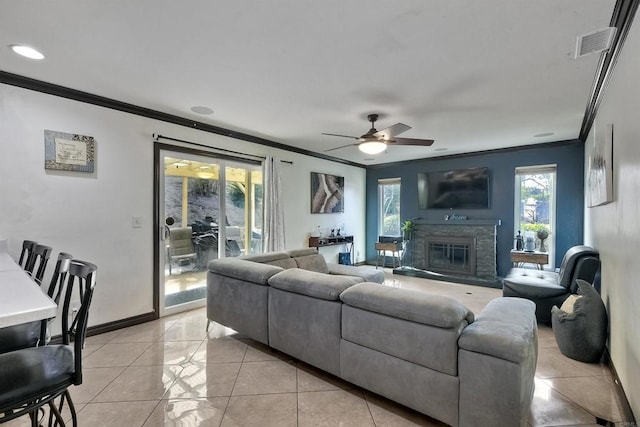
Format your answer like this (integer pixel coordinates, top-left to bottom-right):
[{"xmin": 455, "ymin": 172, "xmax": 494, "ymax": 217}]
[{"xmin": 0, "ymin": 1, "xmax": 617, "ymax": 165}]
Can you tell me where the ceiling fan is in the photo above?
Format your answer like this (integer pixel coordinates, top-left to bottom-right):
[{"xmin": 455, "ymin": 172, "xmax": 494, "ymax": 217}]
[{"xmin": 322, "ymin": 114, "xmax": 434, "ymax": 155}]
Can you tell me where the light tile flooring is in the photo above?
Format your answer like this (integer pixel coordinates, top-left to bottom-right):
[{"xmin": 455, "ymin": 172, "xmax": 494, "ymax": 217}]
[{"xmin": 6, "ymin": 270, "xmax": 635, "ymax": 426}]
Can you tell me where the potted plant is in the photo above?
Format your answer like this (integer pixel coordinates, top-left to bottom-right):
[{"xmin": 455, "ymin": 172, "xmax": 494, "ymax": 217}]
[{"xmin": 401, "ymin": 220, "xmax": 415, "ymax": 241}]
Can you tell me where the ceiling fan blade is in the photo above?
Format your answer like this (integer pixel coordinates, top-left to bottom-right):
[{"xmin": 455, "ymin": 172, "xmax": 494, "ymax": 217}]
[
  {"xmin": 321, "ymin": 133, "xmax": 359, "ymax": 140},
  {"xmin": 374, "ymin": 123, "xmax": 411, "ymax": 140},
  {"xmin": 324, "ymin": 143, "xmax": 360, "ymax": 152},
  {"xmin": 387, "ymin": 137, "xmax": 435, "ymax": 146}
]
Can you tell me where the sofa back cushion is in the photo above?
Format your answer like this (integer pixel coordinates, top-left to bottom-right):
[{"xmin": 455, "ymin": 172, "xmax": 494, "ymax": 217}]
[
  {"xmin": 287, "ymin": 248, "xmax": 319, "ymax": 258},
  {"xmin": 340, "ymin": 283, "xmax": 475, "ymax": 327},
  {"xmin": 208, "ymin": 258, "xmax": 284, "ymax": 285},
  {"xmin": 294, "ymin": 254, "xmax": 330, "ymax": 274},
  {"xmin": 268, "ymin": 268, "xmax": 362, "ymax": 301},
  {"xmin": 240, "ymin": 252, "xmax": 297, "ymax": 269}
]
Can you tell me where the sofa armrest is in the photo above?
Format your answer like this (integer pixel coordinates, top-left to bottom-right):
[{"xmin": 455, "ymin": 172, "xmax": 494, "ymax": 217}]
[
  {"xmin": 208, "ymin": 258, "xmax": 283, "ymax": 285},
  {"xmin": 458, "ymin": 297, "xmax": 537, "ymax": 363},
  {"xmin": 458, "ymin": 297, "xmax": 538, "ymax": 427}
]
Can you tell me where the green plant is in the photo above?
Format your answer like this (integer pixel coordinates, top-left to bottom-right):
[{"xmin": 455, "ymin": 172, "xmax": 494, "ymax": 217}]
[
  {"xmin": 521, "ymin": 223, "xmax": 549, "ymax": 234},
  {"xmin": 401, "ymin": 220, "xmax": 415, "ymax": 232}
]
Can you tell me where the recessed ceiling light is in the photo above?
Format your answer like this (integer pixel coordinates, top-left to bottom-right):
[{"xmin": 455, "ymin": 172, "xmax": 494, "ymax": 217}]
[
  {"xmin": 10, "ymin": 44, "xmax": 45, "ymax": 60},
  {"xmin": 534, "ymin": 132, "xmax": 555, "ymax": 138},
  {"xmin": 191, "ymin": 106, "xmax": 214, "ymax": 115}
]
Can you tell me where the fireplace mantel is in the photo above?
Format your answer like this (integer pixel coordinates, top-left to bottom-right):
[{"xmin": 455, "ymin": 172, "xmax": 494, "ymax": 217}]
[{"xmin": 416, "ymin": 219, "xmax": 502, "ymax": 226}]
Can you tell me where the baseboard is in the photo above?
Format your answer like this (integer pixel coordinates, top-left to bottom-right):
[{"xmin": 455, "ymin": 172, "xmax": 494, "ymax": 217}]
[
  {"xmin": 602, "ymin": 348, "xmax": 637, "ymax": 424},
  {"xmin": 86, "ymin": 311, "xmax": 157, "ymax": 337}
]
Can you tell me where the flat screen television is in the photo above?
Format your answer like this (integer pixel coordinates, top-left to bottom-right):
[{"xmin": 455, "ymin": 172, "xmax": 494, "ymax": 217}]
[{"xmin": 418, "ymin": 167, "xmax": 490, "ymax": 209}]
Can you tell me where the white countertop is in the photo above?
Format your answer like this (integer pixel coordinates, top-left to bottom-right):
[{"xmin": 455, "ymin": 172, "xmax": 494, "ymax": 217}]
[
  {"xmin": 0, "ymin": 252, "xmax": 22, "ymax": 272},
  {"xmin": 0, "ymin": 262, "xmax": 57, "ymax": 329}
]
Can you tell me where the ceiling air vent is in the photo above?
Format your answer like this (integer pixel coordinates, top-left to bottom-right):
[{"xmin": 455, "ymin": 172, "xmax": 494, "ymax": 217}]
[{"xmin": 575, "ymin": 27, "xmax": 617, "ymax": 58}]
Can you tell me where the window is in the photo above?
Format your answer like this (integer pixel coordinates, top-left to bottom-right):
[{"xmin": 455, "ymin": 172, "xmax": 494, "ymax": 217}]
[
  {"xmin": 378, "ymin": 178, "xmax": 401, "ymax": 237},
  {"xmin": 514, "ymin": 165, "xmax": 557, "ymax": 269}
]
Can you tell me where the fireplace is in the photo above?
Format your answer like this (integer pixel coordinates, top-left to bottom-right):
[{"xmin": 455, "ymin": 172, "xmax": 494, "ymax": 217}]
[
  {"xmin": 425, "ymin": 235, "xmax": 476, "ymax": 276},
  {"xmin": 405, "ymin": 219, "xmax": 500, "ymax": 283}
]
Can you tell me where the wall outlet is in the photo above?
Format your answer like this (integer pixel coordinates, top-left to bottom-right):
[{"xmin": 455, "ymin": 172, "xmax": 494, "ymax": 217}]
[{"xmin": 132, "ymin": 216, "xmax": 142, "ymax": 228}]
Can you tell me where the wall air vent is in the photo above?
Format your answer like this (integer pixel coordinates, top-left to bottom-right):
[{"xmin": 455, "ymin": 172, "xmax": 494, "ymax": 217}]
[{"xmin": 575, "ymin": 27, "xmax": 617, "ymax": 58}]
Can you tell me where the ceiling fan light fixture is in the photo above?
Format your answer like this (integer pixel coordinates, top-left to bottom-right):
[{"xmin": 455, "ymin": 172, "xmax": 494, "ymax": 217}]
[{"xmin": 359, "ymin": 141, "xmax": 387, "ymax": 155}]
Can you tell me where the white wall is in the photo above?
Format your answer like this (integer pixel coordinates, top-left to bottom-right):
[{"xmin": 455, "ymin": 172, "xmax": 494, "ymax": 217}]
[
  {"xmin": 0, "ymin": 84, "xmax": 366, "ymax": 328},
  {"xmin": 583, "ymin": 17, "xmax": 640, "ymax": 417}
]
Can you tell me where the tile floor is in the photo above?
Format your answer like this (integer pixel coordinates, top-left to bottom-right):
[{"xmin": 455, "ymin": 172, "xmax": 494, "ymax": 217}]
[{"xmin": 6, "ymin": 270, "xmax": 635, "ymax": 426}]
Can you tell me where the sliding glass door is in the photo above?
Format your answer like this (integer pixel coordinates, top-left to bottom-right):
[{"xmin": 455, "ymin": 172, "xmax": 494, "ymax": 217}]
[{"xmin": 157, "ymin": 148, "xmax": 263, "ymax": 316}]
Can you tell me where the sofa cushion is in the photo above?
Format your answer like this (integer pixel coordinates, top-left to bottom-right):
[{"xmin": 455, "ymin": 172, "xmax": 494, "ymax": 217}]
[
  {"xmin": 502, "ymin": 268, "xmax": 567, "ymax": 299},
  {"xmin": 294, "ymin": 254, "xmax": 331, "ymax": 274},
  {"xmin": 268, "ymin": 268, "xmax": 362, "ymax": 301},
  {"xmin": 340, "ymin": 282, "xmax": 474, "ymax": 328},
  {"xmin": 240, "ymin": 252, "xmax": 297, "ymax": 269}
]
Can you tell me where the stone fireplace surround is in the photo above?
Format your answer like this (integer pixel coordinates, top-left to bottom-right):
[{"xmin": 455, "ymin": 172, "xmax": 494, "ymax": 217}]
[{"xmin": 397, "ymin": 219, "xmax": 501, "ymax": 287}]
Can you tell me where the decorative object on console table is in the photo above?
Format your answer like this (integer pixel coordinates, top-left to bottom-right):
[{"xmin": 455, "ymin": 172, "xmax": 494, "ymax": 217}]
[
  {"xmin": 536, "ymin": 228, "xmax": 549, "ymax": 252},
  {"xmin": 310, "ymin": 172, "xmax": 344, "ymax": 213},
  {"xmin": 515, "ymin": 230, "xmax": 524, "ymax": 251},
  {"xmin": 523, "ymin": 231, "xmax": 536, "ymax": 252}
]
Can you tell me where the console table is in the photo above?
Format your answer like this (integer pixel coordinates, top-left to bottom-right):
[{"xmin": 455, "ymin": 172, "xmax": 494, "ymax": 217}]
[
  {"xmin": 309, "ymin": 235, "xmax": 354, "ymax": 264},
  {"xmin": 375, "ymin": 241, "xmax": 403, "ymax": 269},
  {"xmin": 510, "ymin": 250, "xmax": 549, "ymax": 270}
]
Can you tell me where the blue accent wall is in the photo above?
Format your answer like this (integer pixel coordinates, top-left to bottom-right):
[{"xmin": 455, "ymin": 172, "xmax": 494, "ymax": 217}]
[{"xmin": 366, "ymin": 141, "xmax": 585, "ymax": 277}]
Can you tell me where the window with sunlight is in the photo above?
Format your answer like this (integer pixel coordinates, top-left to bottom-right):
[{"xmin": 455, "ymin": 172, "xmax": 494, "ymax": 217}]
[
  {"xmin": 378, "ymin": 178, "xmax": 401, "ymax": 237},
  {"xmin": 514, "ymin": 165, "xmax": 557, "ymax": 269}
]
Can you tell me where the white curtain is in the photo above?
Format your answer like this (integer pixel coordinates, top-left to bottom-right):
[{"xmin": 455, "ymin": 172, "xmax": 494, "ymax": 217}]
[{"xmin": 263, "ymin": 156, "xmax": 286, "ymax": 251}]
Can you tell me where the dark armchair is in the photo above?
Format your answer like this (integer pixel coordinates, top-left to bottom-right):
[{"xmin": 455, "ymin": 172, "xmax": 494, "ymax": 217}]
[{"xmin": 502, "ymin": 245, "xmax": 600, "ymax": 323}]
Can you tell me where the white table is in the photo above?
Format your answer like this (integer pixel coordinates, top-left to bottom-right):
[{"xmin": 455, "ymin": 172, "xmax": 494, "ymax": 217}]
[
  {"xmin": 0, "ymin": 252, "xmax": 23, "ymax": 272},
  {"xmin": 0, "ymin": 252, "xmax": 57, "ymax": 328}
]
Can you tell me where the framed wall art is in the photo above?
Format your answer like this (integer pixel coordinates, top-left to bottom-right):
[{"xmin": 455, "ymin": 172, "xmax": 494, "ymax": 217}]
[
  {"xmin": 310, "ymin": 172, "xmax": 344, "ymax": 213},
  {"xmin": 587, "ymin": 123, "xmax": 613, "ymax": 207},
  {"xmin": 44, "ymin": 129, "xmax": 96, "ymax": 173}
]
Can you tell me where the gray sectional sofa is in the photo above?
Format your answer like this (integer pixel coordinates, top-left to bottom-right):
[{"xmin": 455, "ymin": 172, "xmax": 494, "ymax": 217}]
[{"xmin": 207, "ymin": 248, "xmax": 538, "ymax": 427}]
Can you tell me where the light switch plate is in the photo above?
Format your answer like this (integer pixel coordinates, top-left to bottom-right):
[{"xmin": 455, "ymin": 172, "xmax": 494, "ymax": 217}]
[{"xmin": 132, "ymin": 216, "xmax": 142, "ymax": 228}]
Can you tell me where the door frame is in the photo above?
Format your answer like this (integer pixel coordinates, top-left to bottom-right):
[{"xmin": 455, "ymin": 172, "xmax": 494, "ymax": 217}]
[{"xmin": 153, "ymin": 141, "xmax": 262, "ymax": 318}]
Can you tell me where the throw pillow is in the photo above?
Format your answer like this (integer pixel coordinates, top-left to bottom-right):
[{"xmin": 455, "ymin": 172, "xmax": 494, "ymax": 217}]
[{"xmin": 560, "ymin": 294, "xmax": 581, "ymax": 314}]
